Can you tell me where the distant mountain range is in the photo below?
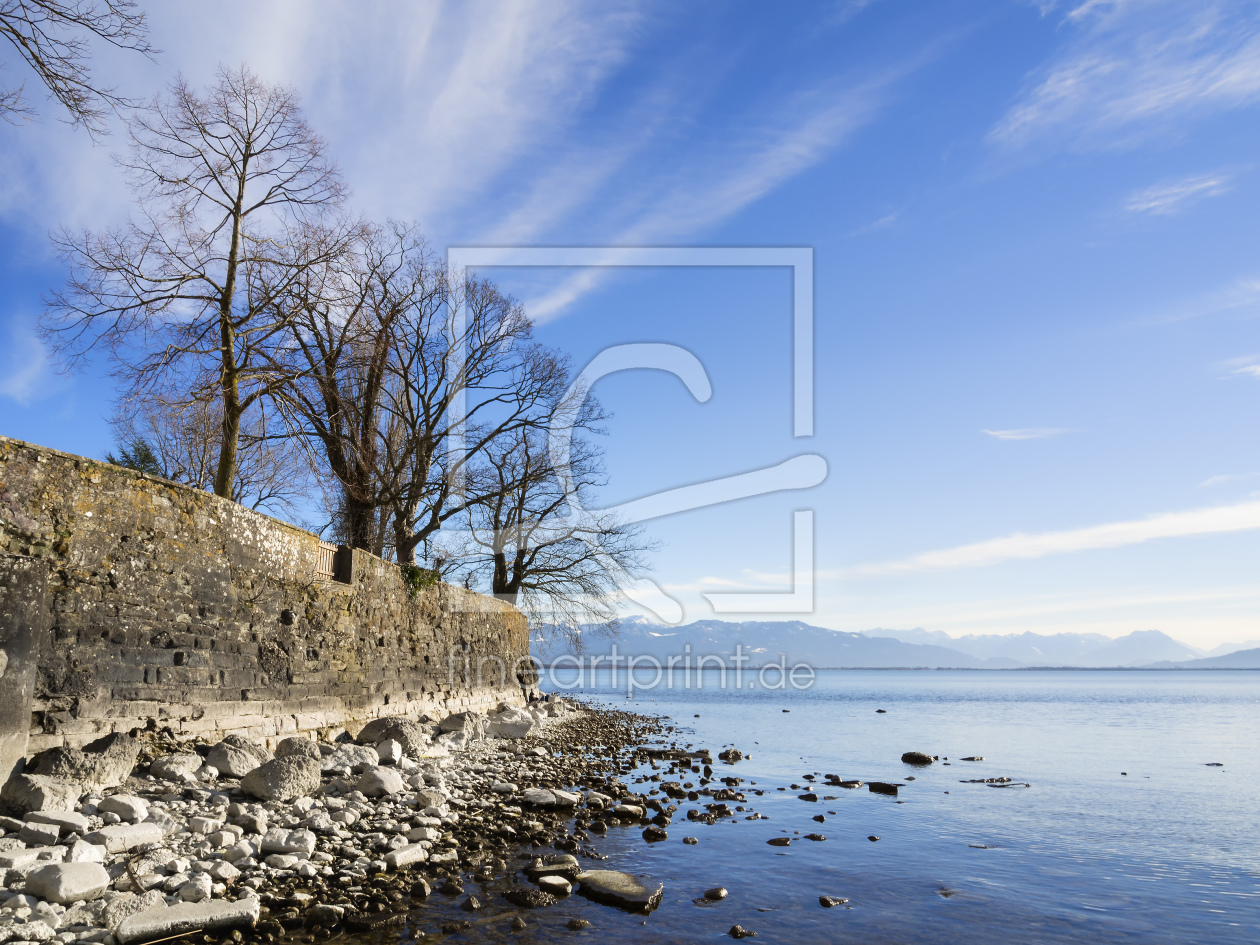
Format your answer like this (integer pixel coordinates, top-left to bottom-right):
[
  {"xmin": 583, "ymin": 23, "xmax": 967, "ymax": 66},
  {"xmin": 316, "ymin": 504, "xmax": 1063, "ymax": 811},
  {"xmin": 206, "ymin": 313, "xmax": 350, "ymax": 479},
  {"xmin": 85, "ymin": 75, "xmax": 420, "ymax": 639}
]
[
  {"xmin": 531, "ymin": 617, "xmax": 1260, "ymax": 669},
  {"xmin": 865, "ymin": 627, "xmax": 1201, "ymax": 666},
  {"xmin": 1146, "ymin": 647, "xmax": 1260, "ymax": 669}
]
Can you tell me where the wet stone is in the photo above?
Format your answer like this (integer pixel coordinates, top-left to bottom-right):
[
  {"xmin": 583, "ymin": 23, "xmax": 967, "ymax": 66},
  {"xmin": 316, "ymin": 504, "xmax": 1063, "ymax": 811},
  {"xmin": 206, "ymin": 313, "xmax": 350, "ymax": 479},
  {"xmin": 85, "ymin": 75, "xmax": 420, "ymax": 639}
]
[{"xmin": 504, "ymin": 887, "xmax": 557, "ymax": 908}]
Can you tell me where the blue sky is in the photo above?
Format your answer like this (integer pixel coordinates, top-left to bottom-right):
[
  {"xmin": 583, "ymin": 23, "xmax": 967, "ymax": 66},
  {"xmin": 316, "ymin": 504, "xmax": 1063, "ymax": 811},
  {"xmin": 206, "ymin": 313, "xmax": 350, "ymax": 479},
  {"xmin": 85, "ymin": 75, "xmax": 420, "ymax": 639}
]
[{"xmin": 4, "ymin": 0, "xmax": 1260, "ymax": 646}]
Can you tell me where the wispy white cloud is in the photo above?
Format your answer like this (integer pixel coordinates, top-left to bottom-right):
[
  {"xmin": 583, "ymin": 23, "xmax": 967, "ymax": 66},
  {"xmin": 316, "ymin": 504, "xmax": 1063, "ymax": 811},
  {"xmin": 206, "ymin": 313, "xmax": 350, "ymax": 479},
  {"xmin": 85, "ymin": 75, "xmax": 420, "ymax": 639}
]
[
  {"xmin": 1199, "ymin": 471, "xmax": 1260, "ymax": 487},
  {"xmin": 1124, "ymin": 171, "xmax": 1232, "ymax": 214},
  {"xmin": 521, "ymin": 68, "xmax": 910, "ymax": 320},
  {"xmin": 1233, "ymin": 363, "xmax": 1260, "ymax": 378},
  {"xmin": 993, "ymin": 1, "xmax": 1260, "ymax": 150},
  {"xmin": 660, "ymin": 575, "xmax": 750, "ymax": 594},
  {"xmin": 0, "ymin": 317, "xmax": 51, "ymax": 404},
  {"xmin": 1148, "ymin": 275, "xmax": 1260, "ymax": 324},
  {"xmin": 848, "ymin": 498, "xmax": 1260, "ymax": 576},
  {"xmin": 982, "ymin": 427, "xmax": 1071, "ymax": 440},
  {"xmin": 827, "ymin": 0, "xmax": 884, "ymax": 28},
  {"xmin": 0, "ymin": 0, "xmax": 652, "ymax": 237},
  {"xmin": 845, "ymin": 210, "xmax": 901, "ymax": 238}
]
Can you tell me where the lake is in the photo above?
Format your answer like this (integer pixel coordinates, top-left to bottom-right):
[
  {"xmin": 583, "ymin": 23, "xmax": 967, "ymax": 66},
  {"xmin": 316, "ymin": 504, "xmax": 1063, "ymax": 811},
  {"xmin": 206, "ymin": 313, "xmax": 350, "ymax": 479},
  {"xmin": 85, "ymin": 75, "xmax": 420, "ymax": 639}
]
[{"xmin": 521, "ymin": 669, "xmax": 1260, "ymax": 944}]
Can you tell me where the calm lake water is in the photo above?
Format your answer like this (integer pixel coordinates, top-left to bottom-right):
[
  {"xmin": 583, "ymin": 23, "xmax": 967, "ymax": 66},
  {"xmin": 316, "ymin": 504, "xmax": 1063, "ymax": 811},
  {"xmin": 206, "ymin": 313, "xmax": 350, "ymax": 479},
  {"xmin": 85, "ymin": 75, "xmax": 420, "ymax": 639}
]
[{"xmin": 508, "ymin": 669, "xmax": 1260, "ymax": 944}]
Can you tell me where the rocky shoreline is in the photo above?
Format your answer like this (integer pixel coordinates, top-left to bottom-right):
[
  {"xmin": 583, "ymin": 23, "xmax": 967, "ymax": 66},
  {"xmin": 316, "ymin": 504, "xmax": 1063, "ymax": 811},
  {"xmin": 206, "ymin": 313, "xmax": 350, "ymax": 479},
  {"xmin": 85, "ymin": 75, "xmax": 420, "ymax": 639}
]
[{"xmin": 0, "ymin": 697, "xmax": 718, "ymax": 944}]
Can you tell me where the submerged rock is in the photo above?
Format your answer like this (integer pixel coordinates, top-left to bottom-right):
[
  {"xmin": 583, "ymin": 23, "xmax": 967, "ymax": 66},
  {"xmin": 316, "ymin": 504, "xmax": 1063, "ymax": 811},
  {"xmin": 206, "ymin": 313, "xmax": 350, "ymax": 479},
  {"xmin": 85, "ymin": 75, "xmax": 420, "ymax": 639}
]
[
  {"xmin": 575, "ymin": 869, "xmax": 664, "ymax": 913},
  {"xmin": 901, "ymin": 751, "xmax": 935, "ymax": 765},
  {"xmin": 504, "ymin": 887, "xmax": 557, "ymax": 908}
]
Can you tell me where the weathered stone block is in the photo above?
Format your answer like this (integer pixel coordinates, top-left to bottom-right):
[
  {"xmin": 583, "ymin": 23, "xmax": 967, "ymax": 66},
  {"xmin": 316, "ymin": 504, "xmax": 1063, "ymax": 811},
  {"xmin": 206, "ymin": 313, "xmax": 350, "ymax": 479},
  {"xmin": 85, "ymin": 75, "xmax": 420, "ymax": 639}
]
[{"xmin": 0, "ymin": 554, "xmax": 44, "ymax": 783}]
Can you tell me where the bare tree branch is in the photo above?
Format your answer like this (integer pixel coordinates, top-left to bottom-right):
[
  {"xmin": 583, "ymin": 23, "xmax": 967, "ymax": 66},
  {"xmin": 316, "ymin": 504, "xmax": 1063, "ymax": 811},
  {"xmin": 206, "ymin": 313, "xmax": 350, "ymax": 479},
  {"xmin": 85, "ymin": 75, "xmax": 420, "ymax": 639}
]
[
  {"xmin": 0, "ymin": 0, "xmax": 156, "ymax": 136},
  {"xmin": 42, "ymin": 65, "xmax": 352, "ymax": 498}
]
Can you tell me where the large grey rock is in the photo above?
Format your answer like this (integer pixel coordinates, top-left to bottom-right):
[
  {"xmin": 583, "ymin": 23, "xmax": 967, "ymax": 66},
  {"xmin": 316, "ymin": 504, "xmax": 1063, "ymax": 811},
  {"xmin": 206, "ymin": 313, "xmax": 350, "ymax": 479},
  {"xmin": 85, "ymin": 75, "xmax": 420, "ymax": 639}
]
[
  {"xmin": 206, "ymin": 735, "xmax": 272, "ymax": 779},
  {"xmin": 525, "ymin": 854, "xmax": 580, "ymax": 880},
  {"xmin": 97, "ymin": 795, "xmax": 148, "ymax": 823},
  {"xmin": 486, "ymin": 707, "xmax": 536, "ymax": 739},
  {"xmin": 274, "ymin": 738, "xmax": 321, "ymax": 762},
  {"xmin": 357, "ymin": 717, "xmax": 431, "ymax": 758},
  {"xmin": 142, "ymin": 810, "xmax": 180, "ymax": 836},
  {"xmin": 240, "ymin": 756, "xmax": 320, "ymax": 802},
  {"xmin": 0, "ymin": 774, "xmax": 80, "ymax": 814},
  {"xmin": 25, "ymin": 810, "xmax": 90, "ymax": 835},
  {"xmin": 384, "ymin": 843, "xmax": 428, "ymax": 870},
  {"xmin": 259, "ymin": 828, "xmax": 316, "ymax": 857},
  {"xmin": 32, "ymin": 733, "xmax": 139, "ymax": 791},
  {"xmin": 18, "ymin": 820, "xmax": 60, "ymax": 846},
  {"xmin": 177, "ymin": 873, "xmax": 212, "ymax": 902},
  {"xmin": 222, "ymin": 839, "xmax": 258, "ymax": 863},
  {"xmin": 149, "ymin": 754, "xmax": 202, "ymax": 782},
  {"xmin": 61, "ymin": 899, "xmax": 107, "ymax": 927},
  {"xmin": 356, "ymin": 766, "xmax": 404, "ymax": 797},
  {"xmin": 374, "ymin": 739, "xmax": 402, "ymax": 765},
  {"xmin": 437, "ymin": 712, "xmax": 485, "ymax": 737},
  {"xmin": 116, "ymin": 896, "xmax": 261, "ymax": 944},
  {"xmin": 413, "ymin": 787, "xmax": 447, "ymax": 809},
  {"xmin": 25, "ymin": 862, "xmax": 110, "ymax": 904},
  {"xmin": 66, "ymin": 839, "xmax": 107, "ymax": 863},
  {"xmin": 101, "ymin": 890, "xmax": 166, "ymax": 931},
  {"xmin": 318, "ymin": 744, "xmax": 378, "ymax": 774},
  {"xmin": 84, "ymin": 822, "xmax": 163, "ymax": 854},
  {"xmin": 538, "ymin": 875, "xmax": 572, "ymax": 897},
  {"xmin": 575, "ymin": 870, "xmax": 664, "ymax": 913},
  {"xmin": 522, "ymin": 788, "xmax": 557, "ymax": 807},
  {"xmin": 12, "ymin": 919, "xmax": 56, "ymax": 941},
  {"xmin": 0, "ymin": 847, "xmax": 44, "ymax": 868}
]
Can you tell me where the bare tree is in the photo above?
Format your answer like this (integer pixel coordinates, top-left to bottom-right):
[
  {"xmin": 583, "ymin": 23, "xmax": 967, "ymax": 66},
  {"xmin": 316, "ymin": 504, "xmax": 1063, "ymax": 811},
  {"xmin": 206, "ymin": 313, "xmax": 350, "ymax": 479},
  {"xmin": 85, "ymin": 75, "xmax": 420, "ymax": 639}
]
[
  {"xmin": 108, "ymin": 391, "xmax": 310, "ymax": 515},
  {"xmin": 43, "ymin": 65, "xmax": 351, "ymax": 499},
  {"xmin": 273, "ymin": 222, "xmax": 436, "ymax": 554},
  {"xmin": 383, "ymin": 273, "xmax": 571, "ymax": 567},
  {"xmin": 272, "ymin": 229, "xmax": 569, "ymax": 565},
  {"xmin": 0, "ymin": 0, "xmax": 155, "ymax": 135},
  {"xmin": 453, "ymin": 424, "xmax": 650, "ymax": 639}
]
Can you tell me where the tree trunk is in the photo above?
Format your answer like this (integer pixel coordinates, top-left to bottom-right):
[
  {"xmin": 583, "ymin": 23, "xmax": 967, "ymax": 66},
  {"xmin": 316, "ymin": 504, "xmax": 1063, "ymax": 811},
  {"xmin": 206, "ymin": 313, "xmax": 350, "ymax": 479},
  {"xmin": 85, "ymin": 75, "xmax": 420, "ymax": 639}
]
[
  {"xmin": 212, "ymin": 173, "xmax": 248, "ymax": 498},
  {"xmin": 343, "ymin": 493, "xmax": 377, "ymax": 553}
]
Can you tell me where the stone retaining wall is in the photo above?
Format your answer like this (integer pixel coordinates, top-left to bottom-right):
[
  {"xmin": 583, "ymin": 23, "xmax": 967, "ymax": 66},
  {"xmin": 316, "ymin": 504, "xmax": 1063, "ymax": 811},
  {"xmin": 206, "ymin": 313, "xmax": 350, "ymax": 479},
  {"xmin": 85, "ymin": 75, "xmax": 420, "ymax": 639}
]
[{"xmin": 0, "ymin": 436, "xmax": 537, "ymax": 762}]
